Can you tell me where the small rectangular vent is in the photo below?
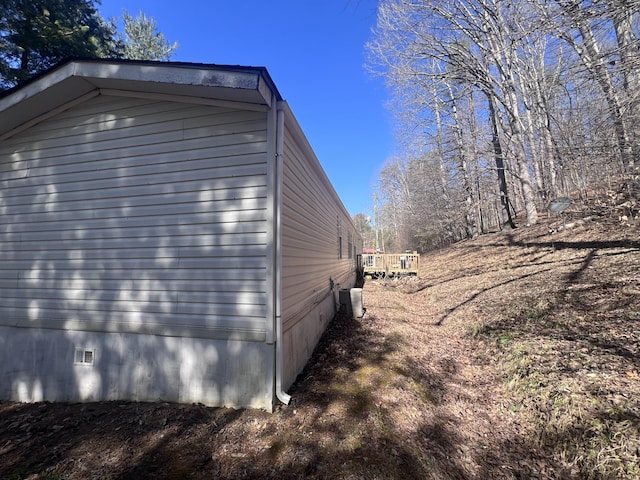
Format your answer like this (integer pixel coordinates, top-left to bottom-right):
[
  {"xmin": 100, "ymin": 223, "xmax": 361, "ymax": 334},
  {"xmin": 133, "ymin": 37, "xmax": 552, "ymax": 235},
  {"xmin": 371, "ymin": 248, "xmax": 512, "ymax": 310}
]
[{"xmin": 75, "ymin": 348, "xmax": 95, "ymax": 366}]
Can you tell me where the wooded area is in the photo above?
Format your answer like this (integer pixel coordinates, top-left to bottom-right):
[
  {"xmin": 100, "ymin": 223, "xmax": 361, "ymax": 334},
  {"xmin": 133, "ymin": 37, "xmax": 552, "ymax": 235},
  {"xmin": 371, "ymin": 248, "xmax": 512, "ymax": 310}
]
[{"xmin": 366, "ymin": 0, "xmax": 639, "ymax": 252}]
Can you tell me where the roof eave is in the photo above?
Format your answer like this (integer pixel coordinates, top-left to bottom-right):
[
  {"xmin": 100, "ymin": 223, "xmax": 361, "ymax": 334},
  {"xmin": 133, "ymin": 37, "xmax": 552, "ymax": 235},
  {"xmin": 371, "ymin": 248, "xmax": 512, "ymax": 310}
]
[{"xmin": 0, "ymin": 59, "xmax": 281, "ymax": 140}]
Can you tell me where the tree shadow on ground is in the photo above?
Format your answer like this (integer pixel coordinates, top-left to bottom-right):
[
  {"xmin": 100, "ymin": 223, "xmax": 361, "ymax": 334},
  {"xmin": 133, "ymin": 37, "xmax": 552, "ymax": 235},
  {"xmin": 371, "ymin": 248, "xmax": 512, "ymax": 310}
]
[
  {"xmin": 469, "ymin": 236, "xmax": 640, "ymax": 478},
  {"xmin": 0, "ymin": 400, "xmax": 245, "ymax": 480},
  {"xmin": 415, "ymin": 230, "xmax": 639, "ymax": 326},
  {"xmin": 271, "ymin": 311, "xmax": 460, "ymax": 479}
]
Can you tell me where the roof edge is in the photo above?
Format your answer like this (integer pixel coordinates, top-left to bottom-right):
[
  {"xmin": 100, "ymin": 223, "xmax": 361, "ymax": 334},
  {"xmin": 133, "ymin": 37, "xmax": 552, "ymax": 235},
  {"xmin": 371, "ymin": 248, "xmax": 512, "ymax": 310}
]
[
  {"xmin": 0, "ymin": 57, "xmax": 283, "ymax": 101},
  {"xmin": 0, "ymin": 58, "xmax": 284, "ymax": 140}
]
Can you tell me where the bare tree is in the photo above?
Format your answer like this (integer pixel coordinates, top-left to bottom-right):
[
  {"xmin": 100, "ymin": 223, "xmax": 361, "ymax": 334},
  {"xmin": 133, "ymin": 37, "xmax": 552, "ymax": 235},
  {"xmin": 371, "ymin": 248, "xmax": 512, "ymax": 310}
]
[
  {"xmin": 544, "ymin": 0, "xmax": 637, "ymax": 170},
  {"xmin": 367, "ymin": 0, "xmax": 639, "ymax": 250},
  {"xmin": 369, "ymin": 0, "xmax": 542, "ymax": 226}
]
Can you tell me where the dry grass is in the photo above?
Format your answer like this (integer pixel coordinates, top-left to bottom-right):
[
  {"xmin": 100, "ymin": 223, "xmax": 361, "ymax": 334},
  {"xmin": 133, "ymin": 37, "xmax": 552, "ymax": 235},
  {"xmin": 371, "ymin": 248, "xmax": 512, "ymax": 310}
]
[{"xmin": 1, "ymin": 183, "xmax": 639, "ymax": 479}]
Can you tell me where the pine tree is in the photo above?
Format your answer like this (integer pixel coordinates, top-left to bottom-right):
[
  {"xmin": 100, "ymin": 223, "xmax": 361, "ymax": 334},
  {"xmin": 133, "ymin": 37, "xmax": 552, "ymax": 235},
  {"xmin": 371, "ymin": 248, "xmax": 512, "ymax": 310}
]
[
  {"xmin": 120, "ymin": 10, "xmax": 177, "ymax": 61},
  {"xmin": 0, "ymin": 0, "xmax": 121, "ymax": 89}
]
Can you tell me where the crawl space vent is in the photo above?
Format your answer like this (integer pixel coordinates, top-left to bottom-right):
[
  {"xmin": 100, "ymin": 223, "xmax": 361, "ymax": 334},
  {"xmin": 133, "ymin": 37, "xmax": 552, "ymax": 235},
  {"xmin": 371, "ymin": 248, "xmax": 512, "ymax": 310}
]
[{"xmin": 75, "ymin": 348, "xmax": 95, "ymax": 366}]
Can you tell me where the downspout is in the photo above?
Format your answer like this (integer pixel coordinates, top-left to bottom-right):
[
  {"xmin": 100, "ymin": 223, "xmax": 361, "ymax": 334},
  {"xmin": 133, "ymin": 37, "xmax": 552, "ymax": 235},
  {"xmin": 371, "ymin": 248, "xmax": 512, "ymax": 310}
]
[{"xmin": 274, "ymin": 103, "xmax": 291, "ymax": 405}]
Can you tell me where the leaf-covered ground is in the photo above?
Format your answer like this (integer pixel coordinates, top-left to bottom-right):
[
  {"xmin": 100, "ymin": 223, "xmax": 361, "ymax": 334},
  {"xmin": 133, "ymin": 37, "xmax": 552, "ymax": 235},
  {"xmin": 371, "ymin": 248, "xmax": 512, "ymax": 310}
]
[{"xmin": 1, "ymin": 184, "xmax": 639, "ymax": 479}]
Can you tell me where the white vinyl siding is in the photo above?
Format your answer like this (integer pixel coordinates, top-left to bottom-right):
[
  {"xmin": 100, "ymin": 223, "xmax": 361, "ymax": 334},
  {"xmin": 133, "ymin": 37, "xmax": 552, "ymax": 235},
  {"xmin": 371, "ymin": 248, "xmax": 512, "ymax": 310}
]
[
  {"xmin": 279, "ymin": 117, "xmax": 356, "ymax": 333},
  {"xmin": 0, "ymin": 94, "xmax": 270, "ymax": 341}
]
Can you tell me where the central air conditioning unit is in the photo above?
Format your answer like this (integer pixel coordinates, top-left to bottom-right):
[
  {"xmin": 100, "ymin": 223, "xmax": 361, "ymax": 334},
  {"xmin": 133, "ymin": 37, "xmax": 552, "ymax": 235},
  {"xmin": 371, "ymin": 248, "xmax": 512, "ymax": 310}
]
[{"xmin": 339, "ymin": 288, "xmax": 364, "ymax": 318}]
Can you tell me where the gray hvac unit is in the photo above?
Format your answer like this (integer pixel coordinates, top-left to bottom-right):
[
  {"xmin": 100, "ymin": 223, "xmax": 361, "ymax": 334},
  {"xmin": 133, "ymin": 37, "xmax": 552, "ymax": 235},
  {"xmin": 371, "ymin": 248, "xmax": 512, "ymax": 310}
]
[
  {"xmin": 350, "ymin": 288, "xmax": 364, "ymax": 318},
  {"xmin": 339, "ymin": 289, "xmax": 352, "ymax": 317},
  {"xmin": 339, "ymin": 288, "xmax": 364, "ymax": 319}
]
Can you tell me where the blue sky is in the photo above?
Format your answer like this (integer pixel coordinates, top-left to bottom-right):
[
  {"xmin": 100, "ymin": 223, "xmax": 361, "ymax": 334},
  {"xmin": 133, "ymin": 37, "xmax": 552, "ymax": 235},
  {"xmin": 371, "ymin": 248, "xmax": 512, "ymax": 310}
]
[{"xmin": 98, "ymin": 0, "xmax": 393, "ymax": 216}]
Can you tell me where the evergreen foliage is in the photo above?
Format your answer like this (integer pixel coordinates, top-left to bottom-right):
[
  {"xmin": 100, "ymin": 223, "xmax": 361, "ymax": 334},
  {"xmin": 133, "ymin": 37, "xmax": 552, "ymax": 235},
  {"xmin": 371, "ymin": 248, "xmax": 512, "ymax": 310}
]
[
  {"xmin": 0, "ymin": 1, "xmax": 178, "ymax": 90},
  {"xmin": 120, "ymin": 9, "xmax": 177, "ymax": 61},
  {"xmin": 0, "ymin": 0, "xmax": 121, "ymax": 89}
]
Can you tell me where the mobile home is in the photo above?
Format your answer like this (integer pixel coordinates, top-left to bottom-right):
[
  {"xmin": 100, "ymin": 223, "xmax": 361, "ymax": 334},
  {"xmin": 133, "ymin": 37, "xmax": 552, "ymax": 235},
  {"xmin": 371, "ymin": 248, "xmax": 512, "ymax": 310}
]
[{"xmin": 0, "ymin": 59, "xmax": 361, "ymax": 410}]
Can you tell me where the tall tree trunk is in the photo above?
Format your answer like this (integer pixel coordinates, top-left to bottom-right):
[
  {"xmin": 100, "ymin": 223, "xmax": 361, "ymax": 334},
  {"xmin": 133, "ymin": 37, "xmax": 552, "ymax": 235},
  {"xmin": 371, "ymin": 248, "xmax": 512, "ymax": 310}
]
[
  {"xmin": 535, "ymin": 74, "xmax": 561, "ymax": 198},
  {"xmin": 517, "ymin": 69, "xmax": 546, "ymax": 202},
  {"xmin": 487, "ymin": 92, "xmax": 517, "ymax": 229},
  {"xmin": 431, "ymin": 80, "xmax": 450, "ymax": 202},
  {"xmin": 446, "ymin": 82, "xmax": 479, "ymax": 238},
  {"xmin": 481, "ymin": 0, "xmax": 539, "ymax": 225},
  {"xmin": 612, "ymin": 1, "xmax": 640, "ymax": 164}
]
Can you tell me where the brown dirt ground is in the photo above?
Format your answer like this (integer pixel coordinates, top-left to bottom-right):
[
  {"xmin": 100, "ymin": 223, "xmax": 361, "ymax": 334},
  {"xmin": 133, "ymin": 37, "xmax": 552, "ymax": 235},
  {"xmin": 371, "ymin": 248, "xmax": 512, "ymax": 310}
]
[{"xmin": 1, "ymin": 185, "xmax": 639, "ymax": 480}]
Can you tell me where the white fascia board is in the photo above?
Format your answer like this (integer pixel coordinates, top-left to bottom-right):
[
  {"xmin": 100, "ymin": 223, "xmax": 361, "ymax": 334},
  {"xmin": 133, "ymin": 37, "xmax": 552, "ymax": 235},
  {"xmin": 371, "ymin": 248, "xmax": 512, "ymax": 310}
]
[
  {"xmin": 0, "ymin": 62, "xmax": 80, "ymax": 111},
  {"xmin": 73, "ymin": 62, "xmax": 264, "ymax": 93},
  {"xmin": 72, "ymin": 62, "xmax": 273, "ymax": 108}
]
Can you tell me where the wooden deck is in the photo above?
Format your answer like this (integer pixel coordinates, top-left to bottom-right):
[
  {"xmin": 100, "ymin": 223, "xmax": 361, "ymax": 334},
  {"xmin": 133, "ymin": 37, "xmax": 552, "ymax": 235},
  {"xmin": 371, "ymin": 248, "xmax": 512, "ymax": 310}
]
[{"xmin": 362, "ymin": 253, "xmax": 420, "ymax": 277}]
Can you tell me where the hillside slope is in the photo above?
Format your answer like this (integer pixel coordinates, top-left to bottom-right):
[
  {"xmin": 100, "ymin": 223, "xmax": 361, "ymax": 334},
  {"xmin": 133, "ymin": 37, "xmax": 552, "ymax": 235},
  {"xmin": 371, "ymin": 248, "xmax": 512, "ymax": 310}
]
[{"xmin": 1, "ymin": 186, "xmax": 639, "ymax": 479}]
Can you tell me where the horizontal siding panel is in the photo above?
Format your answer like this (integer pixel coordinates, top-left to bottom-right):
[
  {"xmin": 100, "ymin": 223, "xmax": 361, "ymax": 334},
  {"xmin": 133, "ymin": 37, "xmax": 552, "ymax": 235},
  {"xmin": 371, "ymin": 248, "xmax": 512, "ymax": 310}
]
[
  {"xmin": 28, "ymin": 97, "xmax": 168, "ymax": 125},
  {"xmin": 1, "ymin": 159, "xmax": 267, "ymax": 198},
  {"xmin": 0, "ymin": 311, "xmax": 267, "ymax": 341},
  {"xmin": 2, "ymin": 98, "xmax": 161, "ymax": 141},
  {"xmin": 43, "ymin": 96, "xmax": 170, "ymax": 120},
  {"xmin": 12, "ymin": 278, "xmax": 265, "ymax": 293},
  {"xmin": 6, "ymin": 278, "xmax": 265, "ymax": 295},
  {"xmin": 1, "ymin": 256, "xmax": 266, "ymax": 271},
  {"xmin": 281, "ymin": 202, "xmax": 333, "ymax": 233},
  {"xmin": 2, "ymin": 244, "xmax": 267, "ymax": 262},
  {"xmin": 0, "ymin": 307, "xmax": 266, "ymax": 327},
  {"xmin": 6, "ymin": 104, "xmax": 259, "ymax": 149},
  {"xmin": 36, "ymin": 101, "xmax": 244, "ymax": 138},
  {"xmin": 10, "ymin": 146, "xmax": 267, "ymax": 188},
  {"xmin": 0, "ymin": 167, "xmax": 28, "ymax": 181},
  {"xmin": 24, "ymin": 100, "xmax": 194, "ymax": 136},
  {"xmin": 0, "ymin": 306, "xmax": 264, "ymax": 324},
  {"xmin": 2, "ymin": 130, "xmax": 267, "ymax": 179},
  {"xmin": 12, "ymin": 268, "xmax": 268, "ymax": 283},
  {"xmin": 281, "ymin": 216, "xmax": 337, "ymax": 250},
  {"xmin": 176, "ymin": 303, "xmax": 266, "ymax": 317},
  {"xmin": 0, "ymin": 232, "xmax": 267, "ymax": 252},
  {"xmin": 177, "ymin": 257, "xmax": 267, "ymax": 270},
  {"xmin": 0, "ymin": 209, "xmax": 266, "ymax": 234},
  {"xmin": 1, "ymin": 185, "xmax": 267, "ymax": 215},
  {"xmin": 1, "ymin": 307, "xmax": 267, "ymax": 327},
  {"xmin": 5, "ymin": 218, "xmax": 266, "ymax": 242},
  {"xmin": 0, "ymin": 96, "xmax": 271, "ymax": 340},
  {"xmin": 11, "ymin": 116, "xmax": 185, "ymax": 152},
  {"xmin": 282, "ymin": 235, "xmax": 335, "ymax": 255},
  {"xmin": 1, "ymin": 178, "xmax": 267, "ymax": 211},
  {"xmin": 281, "ymin": 257, "xmax": 338, "ymax": 272},
  {"xmin": 3, "ymin": 123, "xmax": 267, "ymax": 178},
  {"xmin": 2, "ymin": 142, "xmax": 266, "ymax": 189},
  {"xmin": 2, "ymin": 116, "xmax": 267, "ymax": 165},
  {"xmin": 0, "ymin": 278, "xmax": 17, "ymax": 288},
  {"xmin": 2, "ymin": 196, "xmax": 267, "ymax": 226},
  {"xmin": 0, "ymin": 294, "xmax": 266, "ymax": 316},
  {"xmin": 281, "ymin": 211, "xmax": 333, "ymax": 242},
  {"xmin": 1, "ymin": 146, "xmax": 266, "ymax": 199},
  {"xmin": 282, "ymin": 154, "xmax": 334, "ymax": 211}
]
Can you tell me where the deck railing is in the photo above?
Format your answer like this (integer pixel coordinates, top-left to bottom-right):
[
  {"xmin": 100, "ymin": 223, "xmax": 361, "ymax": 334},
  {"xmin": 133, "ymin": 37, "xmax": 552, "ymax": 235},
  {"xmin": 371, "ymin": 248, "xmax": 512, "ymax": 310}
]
[{"xmin": 362, "ymin": 253, "xmax": 420, "ymax": 277}]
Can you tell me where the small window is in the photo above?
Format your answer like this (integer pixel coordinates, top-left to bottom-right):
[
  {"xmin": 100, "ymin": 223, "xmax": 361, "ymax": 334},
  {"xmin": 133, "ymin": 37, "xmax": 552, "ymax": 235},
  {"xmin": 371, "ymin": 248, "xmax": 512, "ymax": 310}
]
[
  {"xmin": 337, "ymin": 217, "xmax": 343, "ymax": 259},
  {"xmin": 75, "ymin": 348, "xmax": 95, "ymax": 366},
  {"xmin": 348, "ymin": 230, "xmax": 353, "ymax": 259}
]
